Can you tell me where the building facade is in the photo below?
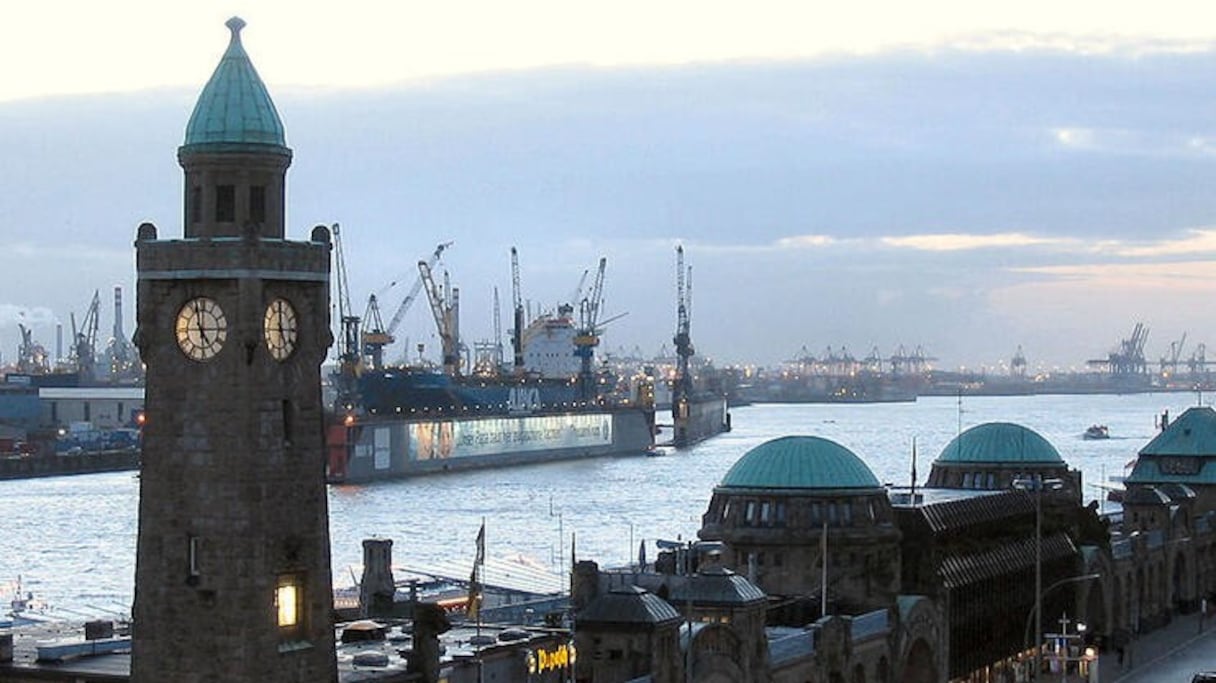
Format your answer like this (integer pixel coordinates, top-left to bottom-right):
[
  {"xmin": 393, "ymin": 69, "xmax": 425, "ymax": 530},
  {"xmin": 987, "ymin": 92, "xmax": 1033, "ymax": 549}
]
[
  {"xmin": 130, "ymin": 17, "xmax": 338, "ymax": 682},
  {"xmin": 574, "ymin": 413, "xmax": 1216, "ymax": 683}
]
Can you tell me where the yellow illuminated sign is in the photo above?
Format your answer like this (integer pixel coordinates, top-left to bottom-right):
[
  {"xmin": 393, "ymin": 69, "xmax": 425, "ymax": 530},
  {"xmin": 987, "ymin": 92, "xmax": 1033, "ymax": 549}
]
[{"xmin": 526, "ymin": 643, "xmax": 576, "ymax": 674}]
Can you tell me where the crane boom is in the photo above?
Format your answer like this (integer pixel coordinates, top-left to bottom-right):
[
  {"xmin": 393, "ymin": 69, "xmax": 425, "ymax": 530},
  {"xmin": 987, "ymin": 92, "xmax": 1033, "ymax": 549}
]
[
  {"xmin": 574, "ymin": 257, "xmax": 608, "ymax": 398},
  {"xmin": 360, "ymin": 240, "xmax": 452, "ymax": 368},
  {"xmin": 331, "ymin": 223, "xmax": 362, "ymax": 408},
  {"xmin": 418, "ymin": 260, "xmax": 460, "ymax": 376},
  {"xmin": 493, "ymin": 286, "xmax": 503, "ymax": 367},
  {"xmin": 385, "ymin": 241, "xmax": 452, "ymax": 337}
]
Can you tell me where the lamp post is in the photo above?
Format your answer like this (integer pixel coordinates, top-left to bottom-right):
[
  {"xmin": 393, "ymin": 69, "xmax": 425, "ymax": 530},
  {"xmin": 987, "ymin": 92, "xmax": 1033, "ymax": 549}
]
[
  {"xmin": 1022, "ymin": 574, "xmax": 1100, "ymax": 680},
  {"xmin": 1013, "ymin": 474, "xmax": 1066, "ymax": 680}
]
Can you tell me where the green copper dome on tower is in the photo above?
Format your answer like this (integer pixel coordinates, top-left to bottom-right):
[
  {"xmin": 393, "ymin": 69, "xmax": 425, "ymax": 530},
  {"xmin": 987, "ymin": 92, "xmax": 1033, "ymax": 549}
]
[
  {"xmin": 719, "ymin": 436, "xmax": 881, "ymax": 490},
  {"xmin": 182, "ymin": 17, "xmax": 287, "ymax": 152},
  {"xmin": 936, "ymin": 422, "xmax": 1063, "ymax": 464}
]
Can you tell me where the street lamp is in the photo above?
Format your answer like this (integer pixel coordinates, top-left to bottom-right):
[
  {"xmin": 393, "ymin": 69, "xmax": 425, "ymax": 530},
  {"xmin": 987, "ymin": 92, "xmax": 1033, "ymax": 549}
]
[
  {"xmin": 1021, "ymin": 574, "xmax": 1100, "ymax": 680},
  {"xmin": 1013, "ymin": 474, "xmax": 1066, "ymax": 680}
]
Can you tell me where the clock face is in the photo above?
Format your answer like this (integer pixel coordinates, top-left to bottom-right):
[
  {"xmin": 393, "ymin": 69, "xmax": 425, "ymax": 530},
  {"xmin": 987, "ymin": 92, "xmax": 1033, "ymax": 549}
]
[
  {"xmin": 264, "ymin": 297, "xmax": 299, "ymax": 361},
  {"xmin": 176, "ymin": 297, "xmax": 228, "ymax": 361}
]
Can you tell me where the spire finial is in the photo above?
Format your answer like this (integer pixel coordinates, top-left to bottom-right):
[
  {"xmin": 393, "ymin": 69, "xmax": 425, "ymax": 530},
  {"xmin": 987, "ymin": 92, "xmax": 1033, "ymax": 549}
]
[{"xmin": 225, "ymin": 16, "xmax": 246, "ymax": 42}]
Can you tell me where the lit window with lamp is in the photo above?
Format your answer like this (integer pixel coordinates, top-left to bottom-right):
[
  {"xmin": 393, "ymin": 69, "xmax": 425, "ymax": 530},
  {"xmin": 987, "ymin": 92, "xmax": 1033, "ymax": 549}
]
[{"xmin": 276, "ymin": 573, "xmax": 306, "ymax": 644}]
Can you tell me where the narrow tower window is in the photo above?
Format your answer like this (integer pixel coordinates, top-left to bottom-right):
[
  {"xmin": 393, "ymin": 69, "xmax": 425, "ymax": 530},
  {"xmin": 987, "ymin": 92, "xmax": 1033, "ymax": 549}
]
[
  {"xmin": 188, "ymin": 536, "xmax": 201, "ymax": 578},
  {"xmin": 190, "ymin": 186, "xmax": 202, "ymax": 224},
  {"xmin": 249, "ymin": 186, "xmax": 266, "ymax": 225},
  {"xmin": 276, "ymin": 572, "xmax": 306, "ymax": 642},
  {"xmin": 215, "ymin": 185, "xmax": 236, "ymax": 222},
  {"xmin": 282, "ymin": 399, "xmax": 293, "ymax": 448}
]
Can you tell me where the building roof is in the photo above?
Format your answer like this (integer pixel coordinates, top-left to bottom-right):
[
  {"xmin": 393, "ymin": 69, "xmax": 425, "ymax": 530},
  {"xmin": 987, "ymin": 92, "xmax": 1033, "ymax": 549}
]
[
  {"xmin": 935, "ymin": 422, "xmax": 1063, "ymax": 465},
  {"xmin": 182, "ymin": 17, "xmax": 287, "ymax": 151},
  {"xmin": 719, "ymin": 436, "xmax": 881, "ymax": 491},
  {"xmin": 577, "ymin": 585, "xmax": 681, "ymax": 626},
  {"xmin": 1138, "ymin": 406, "xmax": 1216, "ymax": 457},
  {"xmin": 913, "ymin": 489, "xmax": 1034, "ymax": 533},
  {"xmin": 669, "ymin": 566, "xmax": 767, "ymax": 606}
]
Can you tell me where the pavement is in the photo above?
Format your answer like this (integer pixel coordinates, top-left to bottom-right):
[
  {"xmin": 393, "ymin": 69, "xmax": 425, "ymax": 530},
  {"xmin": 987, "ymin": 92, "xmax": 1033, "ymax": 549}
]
[{"xmin": 1101, "ymin": 611, "xmax": 1216, "ymax": 682}]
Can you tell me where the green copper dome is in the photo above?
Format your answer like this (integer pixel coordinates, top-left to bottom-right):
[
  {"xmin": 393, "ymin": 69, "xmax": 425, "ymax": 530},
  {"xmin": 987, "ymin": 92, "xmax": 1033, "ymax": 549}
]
[
  {"xmin": 936, "ymin": 422, "xmax": 1062, "ymax": 464},
  {"xmin": 720, "ymin": 436, "xmax": 880, "ymax": 490},
  {"xmin": 183, "ymin": 17, "xmax": 287, "ymax": 151}
]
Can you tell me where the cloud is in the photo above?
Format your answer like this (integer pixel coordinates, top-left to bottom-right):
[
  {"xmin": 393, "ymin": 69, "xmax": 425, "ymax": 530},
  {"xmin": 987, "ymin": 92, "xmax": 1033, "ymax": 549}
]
[
  {"xmin": 0, "ymin": 305, "xmax": 57, "ymax": 328},
  {"xmin": 881, "ymin": 232, "xmax": 1072, "ymax": 252},
  {"xmin": 1090, "ymin": 229, "xmax": 1216, "ymax": 258},
  {"xmin": 774, "ymin": 235, "xmax": 835, "ymax": 249},
  {"xmin": 1013, "ymin": 260, "xmax": 1216, "ymax": 289}
]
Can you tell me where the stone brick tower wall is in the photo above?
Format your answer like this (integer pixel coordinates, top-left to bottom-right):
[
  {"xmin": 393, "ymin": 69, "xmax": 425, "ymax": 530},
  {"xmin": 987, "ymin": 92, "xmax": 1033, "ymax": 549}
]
[{"xmin": 130, "ymin": 17, "xmax": 337, "ymax": 683}]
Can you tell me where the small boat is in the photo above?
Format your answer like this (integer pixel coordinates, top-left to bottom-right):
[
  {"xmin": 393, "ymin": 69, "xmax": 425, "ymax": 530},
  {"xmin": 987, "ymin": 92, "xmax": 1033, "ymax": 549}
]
[
  {"xmin": 645, "ymin": 446, "xmax": 669, "ymax": 457},
  {"xmin": 1083, "ymin": 425, "xmax": 1110, "ymax": 440}
]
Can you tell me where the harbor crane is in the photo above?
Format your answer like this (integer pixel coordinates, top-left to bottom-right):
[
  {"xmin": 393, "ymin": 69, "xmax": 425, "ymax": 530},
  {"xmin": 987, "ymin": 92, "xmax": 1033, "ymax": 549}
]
[
  {"xmin": 510, "ymin": 247, "xmax": 525, "ymax": 375},
  {"xmin": 672, "ymin": 245, "xmax": 695, "ymax": 443},
  {"xmin": 16, "ymin": 323, "xmax": 50, "ymax": 375},
  {"xmin": 361, "ymin": 241, "xmax": 452, "ymax": 369},
  {"xmin": 888, "ymin": 345, "xmax": 937, "ymax": 375},
  {"xmin": 574, "ymin": 257, "xmax": 608, "ymax": 399},
  {"xmin": 419, "ymin": 260, "xmax": 461, "ymax": 377},
  {"xmin": 1190, "ymin": 343, "xmax": 1210, "ymax": 379},
  {"xmin": 331, "ymin": 223, "xmax": 362, "ymax": 409},
  {"xmin": 1086, "ymin": 322, "xmax": 1150, "ymax": 376},
  {"xmin": 1159, "ymin": 332, "xmax": 1187, "ymax": 377},
  {"xmin": 471, "ymin": 287, "xmax": 504, "ymax": 377},
  {"xmin": 69, "ymin": 290, "xmax": 100, "ymax": 382},
  {"xmin": 1011, "ymin": 346, "xmax": 1027, "ymax": 378}
]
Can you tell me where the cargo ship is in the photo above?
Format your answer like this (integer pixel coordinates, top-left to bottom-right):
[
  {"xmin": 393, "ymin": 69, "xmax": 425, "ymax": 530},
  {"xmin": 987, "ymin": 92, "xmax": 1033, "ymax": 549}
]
[
  {"xmin": 325, "ymin": 369, "xmax": 656, "ymax": 483},
  {"xmin": 324, "ymin": 244, "xmax": 729, "ymax": 482},
  {"xmin": 324, "ymin": 285, "xmax": 663, "ymax": 483}
]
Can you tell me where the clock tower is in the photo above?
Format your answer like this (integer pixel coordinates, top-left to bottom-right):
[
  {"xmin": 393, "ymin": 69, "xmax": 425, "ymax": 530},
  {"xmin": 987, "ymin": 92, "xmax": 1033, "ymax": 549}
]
[{"xmin": 131, "ymin": 18, "xmax": 337, "ymax": 682}]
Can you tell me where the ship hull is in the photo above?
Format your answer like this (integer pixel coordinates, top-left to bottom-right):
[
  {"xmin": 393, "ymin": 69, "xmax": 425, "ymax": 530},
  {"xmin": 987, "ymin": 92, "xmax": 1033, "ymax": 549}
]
[
  {"xmin": 327, "ymin": 407, "xmax": 654, "ymax": 484},
  {"xmin": 671, "ymin": 395, "xmax": 730, "ymax": 448}
]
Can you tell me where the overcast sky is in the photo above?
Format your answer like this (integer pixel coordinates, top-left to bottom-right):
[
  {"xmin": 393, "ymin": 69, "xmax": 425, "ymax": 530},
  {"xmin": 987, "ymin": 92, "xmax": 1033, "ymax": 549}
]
[{"xmin": 4, "ymin": 2, "xmax": 1216, "ymax": 371}]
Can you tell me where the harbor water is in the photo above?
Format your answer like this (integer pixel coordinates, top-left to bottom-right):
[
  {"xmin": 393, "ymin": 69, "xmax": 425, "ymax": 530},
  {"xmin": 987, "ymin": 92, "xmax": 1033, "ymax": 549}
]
[{"xmin": 0, "ymin": 392, "xmax": 1201, "ymax": 617}]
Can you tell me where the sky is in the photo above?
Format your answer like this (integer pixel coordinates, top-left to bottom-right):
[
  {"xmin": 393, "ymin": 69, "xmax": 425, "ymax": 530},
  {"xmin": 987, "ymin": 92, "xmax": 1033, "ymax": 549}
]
[{"xmin": 4, "ymin": 1, "xmax": 1216, "ymax": 371}]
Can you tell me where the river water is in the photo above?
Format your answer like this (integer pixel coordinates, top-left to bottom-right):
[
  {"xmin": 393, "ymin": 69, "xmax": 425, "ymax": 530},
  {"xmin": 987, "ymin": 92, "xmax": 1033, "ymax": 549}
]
[{"xmin": 0, "ymin": 392, "xmax": 1201, "ymax": 617}]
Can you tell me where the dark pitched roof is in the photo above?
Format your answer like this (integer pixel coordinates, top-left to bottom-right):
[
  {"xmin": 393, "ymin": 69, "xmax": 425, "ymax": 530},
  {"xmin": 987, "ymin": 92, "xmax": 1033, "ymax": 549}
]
[
  {"xmin": 669, "ymin": 567, "xmax": 767, "ymax": 605},
  {"xmin": 918, "ymin": 489, "xmax": 1034, "ymax": 533},
  {"xmin": 577, "ymin": 586, "xmax": 681, "ymax": 626}
]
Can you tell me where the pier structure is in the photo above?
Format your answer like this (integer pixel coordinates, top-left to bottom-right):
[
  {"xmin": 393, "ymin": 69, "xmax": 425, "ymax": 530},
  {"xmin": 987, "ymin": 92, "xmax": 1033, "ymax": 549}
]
[{"xmin": 130, "ymin": 17, "xmax": 337, "ymax": 682}]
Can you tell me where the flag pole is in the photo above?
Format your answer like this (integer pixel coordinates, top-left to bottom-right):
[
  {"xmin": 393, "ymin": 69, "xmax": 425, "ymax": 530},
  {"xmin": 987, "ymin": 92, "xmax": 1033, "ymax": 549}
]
[
  {"xmin": 820, "ymin": 520, "xmax": 828, "ymax": 618},
  {"xmin": 469, "ymin": 518, "xmax": 486, "ymax": 636}
]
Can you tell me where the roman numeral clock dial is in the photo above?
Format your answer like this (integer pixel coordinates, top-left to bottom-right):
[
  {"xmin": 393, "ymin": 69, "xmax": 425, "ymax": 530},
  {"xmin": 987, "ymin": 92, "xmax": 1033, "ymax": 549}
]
[
  {"xmin": 264, "ymin": 297, "xmax": 298, "ymax": 361},
  {"xmin": 175, "ymin": 297, "xmax": 228, "ymax": 361}
]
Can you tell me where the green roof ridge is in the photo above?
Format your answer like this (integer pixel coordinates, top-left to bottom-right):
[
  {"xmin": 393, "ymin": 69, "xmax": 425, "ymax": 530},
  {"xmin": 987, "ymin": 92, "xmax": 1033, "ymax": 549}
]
[
  {"xmin": 720, "ymin": 435, "xmax": 880, "ymax": 490},
  {"xmin": 182, "ymin": 17, "xmax": 287, "ymax": 151},
  {"xmin": 1138, "ymin": 406, "xmax": 1216, "ymax": 457}
]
